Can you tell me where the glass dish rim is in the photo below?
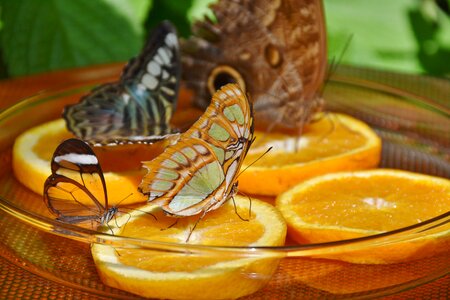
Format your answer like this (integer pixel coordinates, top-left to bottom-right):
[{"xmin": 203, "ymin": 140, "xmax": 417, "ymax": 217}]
[{"xmin": 0, "ymin": 76, "xmax": 449, "ymax": 256}]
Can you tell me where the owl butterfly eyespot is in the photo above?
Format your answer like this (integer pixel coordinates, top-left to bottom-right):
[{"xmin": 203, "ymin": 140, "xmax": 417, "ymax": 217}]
[
  {"xmin": 181, "ymin": 0, "xmax": 327, "ymax": 131},
  {"xmin": 64, "ymin": 21, "xmax": 181, "ymax": 146},
  {"xmin": 138, "ymin": 83, "xmax": 253, "ymax": 241}
]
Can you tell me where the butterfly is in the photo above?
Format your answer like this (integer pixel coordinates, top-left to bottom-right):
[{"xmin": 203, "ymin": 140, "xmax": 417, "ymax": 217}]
[
  {"xmin": 181, "ymin": 0, "xmax": 327, "ymax": 131},
  {"xmin": 43, "ymin": 138, "xmax": 119, "ymax": 228},
  {"xmin": 64, "ymin": 20, "xmax": 181, "ymax": 146},
  {"xmin": 138, "ymin": 83, "xmax": 253, "ymax": 239}
]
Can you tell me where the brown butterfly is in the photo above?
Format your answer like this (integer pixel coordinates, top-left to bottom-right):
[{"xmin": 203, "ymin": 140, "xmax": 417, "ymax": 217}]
[{"xmin": 181, "ymin": 0, "xmax": 327, "ymax": 131}]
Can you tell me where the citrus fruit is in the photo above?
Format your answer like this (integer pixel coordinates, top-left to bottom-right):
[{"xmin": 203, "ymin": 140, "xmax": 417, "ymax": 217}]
[
  {"xmin": 276, "ymin": 169, "xmax": 450, "ymax": 264},
  {"xmin": 239, "ymin": 113, "xmax": 382, "ymax": 196},
  {"xmin": 12, "ymin": 89, "xmax": 203, "ymax": 206},
  {"xmin": 91, "ymin": 196, "xmax": 287, "ymax": 299},
  {"xmin": 13, "ymin": 118, "xmax": 162, "ymax": 205}
]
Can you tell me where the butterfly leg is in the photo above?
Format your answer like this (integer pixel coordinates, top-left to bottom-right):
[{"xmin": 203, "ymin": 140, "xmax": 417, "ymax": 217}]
[
  {"xmin": 107, "ymin": 223, "xmax": 115, "ymax": 235},
  {"xmin": 185, "ymin": 209, "xmax": 209, "ymax": 243},
  {"xmin": 115, "ymin": 211, "xmax": 132, "ymax": 232},
  {"xmin": 160, "ymin": 219, "xmax": 178, "ymax": 231},
  {"xmin": 231, "ymin": 195, "xmax": 251, "ymax": 222}
]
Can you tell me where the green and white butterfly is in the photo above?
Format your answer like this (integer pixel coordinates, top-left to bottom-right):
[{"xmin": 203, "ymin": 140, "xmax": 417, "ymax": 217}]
[{"xmin": 138, "ymin": 83, "xmax": 254, "ymax": 236}]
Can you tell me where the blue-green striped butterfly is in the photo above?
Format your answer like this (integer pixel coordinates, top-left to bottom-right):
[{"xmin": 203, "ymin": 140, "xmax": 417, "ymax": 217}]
[
  {"xmin": 64, "ymin": 21, "xmax": 181, "ymax": 146},
  {"xmin": 138, "ymin": 84, "xmax": 253, "ymax": 235}
]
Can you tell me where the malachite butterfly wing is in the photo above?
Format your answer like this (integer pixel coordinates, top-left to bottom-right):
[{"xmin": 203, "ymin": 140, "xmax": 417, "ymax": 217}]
[
  {"xmin": 64, "ymin": 21, "xmax": 181, "ymax": 146},
  {"xmin": 138, "ymin": 83, "xmax": 253, "ymax": 217},
  {"xmin": 43, "ymin": 138, "xmax": 118, "ymax": 227},
  {"xmin": 181, "ymin": 0, "xmax": 327, "ymax": 130}
]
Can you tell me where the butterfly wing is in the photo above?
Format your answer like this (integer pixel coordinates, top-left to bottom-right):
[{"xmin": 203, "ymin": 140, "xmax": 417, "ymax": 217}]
[
  {"xmin": 139, "ymin": 84, "xmax": 253, "ymax": 216},
  {"xmin": 182, "ymin": 0, "xmax": 326, "ymax": 129},
  {"xmin": 64, "ymin": 21, "xmax": 181, "ymax": 146},
  {"xmin": 185, "ymin": 84, "xmax": 254, "ymax": 174},
  {"xmin": 43, "ymin": 138, "xmax": 108, "ymax": 224},
  {"xmin": 139, "ymin": 138, "xmax": 228, "ymax": 216}
]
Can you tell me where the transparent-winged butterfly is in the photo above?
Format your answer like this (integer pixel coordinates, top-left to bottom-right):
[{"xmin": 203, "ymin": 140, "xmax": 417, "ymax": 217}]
[{"xmin": 44, "ymin": 138, "xmax": 122, "ymax": 229}]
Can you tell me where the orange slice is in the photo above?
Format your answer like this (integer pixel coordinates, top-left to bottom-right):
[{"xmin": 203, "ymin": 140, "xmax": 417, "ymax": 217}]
[
  {"xmin": 91, "ymin": 196, "xmax": 287, "ymax": 299},
  {"xmin": 239, "ymin": 113, "xmax": 382, "ymax": 196},
  {"xmin": 12, "ymin": 92, "xmax": 203, "ymax": 205},
  {"xmin": 13, "ymin": 118, "xmax": 163, "ymax": 205},
  {"xmin": 276, "ymin": 169, "xmax": 450, "ymax": 264}
]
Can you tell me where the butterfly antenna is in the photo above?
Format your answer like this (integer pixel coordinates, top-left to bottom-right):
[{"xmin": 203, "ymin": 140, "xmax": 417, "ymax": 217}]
[
  {"xmin": 116, "ymin": 193, "xmax": 133, "ymax": 207},
  {"xmin": 321, "ymin": 34, "xmax": 353, "ymax": 96},
  {"xmin": 236, "ymin": 146, "xmax": 272, "ymax": 179}
]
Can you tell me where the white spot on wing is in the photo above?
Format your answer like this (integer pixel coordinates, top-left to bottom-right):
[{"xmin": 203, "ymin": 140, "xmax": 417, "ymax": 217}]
[
  {"xmin": 154, "ymin": 55, "xmax": 163, "ymax": 65},
  {"xmin": 161, "ymin": 86, "xmax": 175, "ymax": 96},
  {"xmin": 122, "ymin": 93, "xmax": 130, "ymax": 105},
  {"xmin": 142, "ymin": 74, "xmax": 158, "ymax": 90},
  {"xmin": 193, "ymin": 144, "xmax": 208, "ymax": 155},
  {"xmin": 225, "ymin": 160, "xmax": 238, "ymax": 186},
  {"xmin": 158, "ymin": 48, "xmax": 170, "ymax": 64},
  {"xmin": 148, "ymin": 61, "xmax": 161, "ymax": 76},
  {"xmin": 226, "ymin": 89, "xmax": 235, "ymax": 96},
  {"xmin": 54, "ymin": 154, "xmax": 98, "ymax": 165},
  {"xmin": 165, "ymin": 33, "xmax": 178, "ymax": 48}
]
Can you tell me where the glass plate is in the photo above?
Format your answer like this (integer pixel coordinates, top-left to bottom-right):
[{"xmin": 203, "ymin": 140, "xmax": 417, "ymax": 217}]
[{"xmin": 0, "ymin": 74, "xmax": 449, "ymax": 299}]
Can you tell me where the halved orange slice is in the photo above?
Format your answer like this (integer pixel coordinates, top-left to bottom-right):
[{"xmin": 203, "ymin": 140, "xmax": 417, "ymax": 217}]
[
  {"xmin": 239, "ymin": 113, "xmax": 382, "ymax": 196},
  {"xmin": 276, "ymin": 169, "xmax": 450, "ymax": 263},
  {"xmin": 91, "ymin": 196, "xmax": 287, "ymax": 299},
  {"xmin": 13, "ymin": 119, "xmax": 162, "ymax": 205},
  {"xmin": 12, "ymin": 95, "xmax": 203, "ymax": 205}
]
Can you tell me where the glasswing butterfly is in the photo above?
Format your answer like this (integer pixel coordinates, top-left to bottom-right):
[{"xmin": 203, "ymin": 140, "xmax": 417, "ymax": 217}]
[{"xmin": 44, "ymin": 138, "xmax": 125, "ymax": 229}]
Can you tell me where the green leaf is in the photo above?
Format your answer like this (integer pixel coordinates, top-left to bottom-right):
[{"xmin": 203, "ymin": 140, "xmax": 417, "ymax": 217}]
[
  {"xmin": 145, "ymin": 0, "xmax": 194, "ymax": 37},
  {"xmin": 188, "ymin": 0, "xmax": 216, "ymax": 23},
  {"xmin": 0, "ymin": 0, "xmax": 152, "ymax": 77},
  {"xmin": 105, "ymin": 0, "xmax": 152, "ymax": 28},
  {"xmin": 324, "ymin": 0, "xmax": 424, "ymax": 73}
]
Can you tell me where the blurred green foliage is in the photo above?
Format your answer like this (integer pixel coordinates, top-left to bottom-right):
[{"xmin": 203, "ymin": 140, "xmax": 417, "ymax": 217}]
[{"xmin": 0, "ymin": 0, "xmax": 448, "ymax": 78}]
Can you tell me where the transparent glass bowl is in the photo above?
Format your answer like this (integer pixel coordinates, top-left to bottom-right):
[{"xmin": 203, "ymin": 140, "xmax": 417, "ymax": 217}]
[{"xmin": 0, "ymin": 74, "xmax": 449, "ymax": 299}]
